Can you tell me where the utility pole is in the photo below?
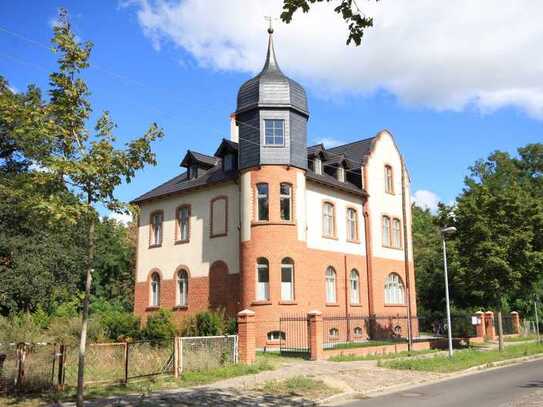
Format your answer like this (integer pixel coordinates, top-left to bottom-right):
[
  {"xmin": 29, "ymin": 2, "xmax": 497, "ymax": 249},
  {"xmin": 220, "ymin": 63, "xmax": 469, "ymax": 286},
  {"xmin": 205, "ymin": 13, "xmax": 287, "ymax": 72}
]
[
  {"xmin": 441, "ymin": 227, "xmax": 456, "ymax": 358},
  {"xmin": 535, "ymin": 299, "xmax": 541, "ymax": 344}
]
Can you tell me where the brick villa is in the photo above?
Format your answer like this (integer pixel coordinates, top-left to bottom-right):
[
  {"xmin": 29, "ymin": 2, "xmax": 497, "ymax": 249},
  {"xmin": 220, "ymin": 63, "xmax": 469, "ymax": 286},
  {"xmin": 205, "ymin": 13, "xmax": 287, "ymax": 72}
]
[{"xmin": 132, "ymin": 28, "xmax": 417, "ymax": 348}]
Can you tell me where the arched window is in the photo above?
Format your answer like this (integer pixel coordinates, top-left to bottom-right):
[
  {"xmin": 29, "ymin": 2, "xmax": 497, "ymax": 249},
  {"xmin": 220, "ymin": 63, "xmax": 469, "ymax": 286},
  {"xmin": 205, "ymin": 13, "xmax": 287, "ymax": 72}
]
[
  {"xmin": 177, "ymin": 270, "xmax": 188, "ymax": 306},
  {"xmin": 176, "ymin": 205, "xmax": 190, "ymax": 243},
  {"xmin": 329, "ymin": 328, "xmax": 339, "ymax": 338},
  {"xmin": 210, "ymin": 196, "xmax": 228, "ymax": 238},
  {"xmin": 280, "ymin": 183, "xmax": 292, "ymax": 221},
  {"xmin": 267, "ymin": 331, "xmax": 286, "ymax": 341},
  {"xmin": 350, "ymin": 269, "xmax": 360, "ymax": 305},
  {"xmin": 385, "ymin": 165, "xmax": 393, "ymax": 194},
  {"xmin": 392, "ymin": 218, "xmax": 402, "ymax": 248},
  {"xmin": 150, "ymin": 272, "xmax": 160, "ymax": 307},
  {"xmin": 325, "ymin": 266, "xmax": 337, "ymax": 303},
  {"xmin": 347, "ymin": 208, "xmax": 358, "ymax": 241},
  {"xmin": 256, "ymin": 258, "xmax": 270, "ymax": 301},
  {"xmin": 354, "ymin": 327, "xmax": 363, "ymax": 336},
  {"xmin": 281, "ymin": 258, "xmax": 294, "ymax": 301},
  {"xmin": 322, "ymin": 202, "xmax": 335, "ymax": 238},
  {"xmin": 382, "ymin": 216, "xmax": 391, "ymax": 247},
  {"xmin": 256, "ymin": 183, "xmax": 269, "ymax": 221},
  {"xmin": 385, "ymin": 273, "xmax": 405, "ymax": 305},
  {"xmin": 150, "ymin": 211, "xmax": 163, "ymax": 246}
]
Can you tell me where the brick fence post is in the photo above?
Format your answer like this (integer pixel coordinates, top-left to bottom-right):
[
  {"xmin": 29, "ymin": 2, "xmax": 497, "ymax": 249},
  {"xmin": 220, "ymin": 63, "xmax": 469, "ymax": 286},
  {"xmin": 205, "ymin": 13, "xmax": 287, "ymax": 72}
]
[
  {"xmin": 485, "ymin": 311, "xmax": 496, "ymax": 340},
  {"xmin": 474, "ymin": 311, "xmax": 486, "ymax": 339},
  {"xmin": 237, "ymin": 309, "xmax": 256, "ymax": 364},
  {"xmin": 307, "ymin": 310, "xmax": 323, "ymax": 361},
  {"xmin": 511, "ymin": 311, "xmax": 520, "ymax": 335}
]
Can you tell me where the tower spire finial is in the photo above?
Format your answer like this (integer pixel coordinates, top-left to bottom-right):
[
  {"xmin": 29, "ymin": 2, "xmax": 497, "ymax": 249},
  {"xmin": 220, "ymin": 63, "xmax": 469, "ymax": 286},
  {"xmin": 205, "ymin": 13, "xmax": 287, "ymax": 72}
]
[{"xmin": 261, "ymin": 16, "xmax": 280, "ymax": 74}]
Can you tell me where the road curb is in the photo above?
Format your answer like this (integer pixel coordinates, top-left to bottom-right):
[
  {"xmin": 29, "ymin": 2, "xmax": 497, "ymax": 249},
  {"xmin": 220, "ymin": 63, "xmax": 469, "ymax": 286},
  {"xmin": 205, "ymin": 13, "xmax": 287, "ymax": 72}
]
[{"xmin": 317, "ymin": 353, "xmax": 543, "ymax": 406}]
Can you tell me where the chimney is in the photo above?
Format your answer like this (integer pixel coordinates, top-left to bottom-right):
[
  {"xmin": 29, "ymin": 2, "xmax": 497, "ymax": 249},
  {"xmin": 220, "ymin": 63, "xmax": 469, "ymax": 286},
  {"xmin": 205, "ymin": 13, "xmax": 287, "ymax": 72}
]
[{"xmin": 230, "ymin": 113, "xmax": 239, "ymax": 143}]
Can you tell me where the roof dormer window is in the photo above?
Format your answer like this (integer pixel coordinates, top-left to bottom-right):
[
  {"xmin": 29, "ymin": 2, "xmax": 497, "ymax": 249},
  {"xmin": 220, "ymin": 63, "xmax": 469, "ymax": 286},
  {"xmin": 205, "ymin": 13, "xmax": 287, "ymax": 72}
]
[
  {"xmin": 314, "ymin": 158, "xmax": 322, "ymax": 175},
  {"xmin": 189, "ymin": 164, "xmax": 199, "ymax": 179},
  {"xmin": 223, "ymin": 153, "xmax": 234, "ymax": 171},
  {"xmin": 337, "ymin": 167, "xmax": 345, "ymax": 182}
]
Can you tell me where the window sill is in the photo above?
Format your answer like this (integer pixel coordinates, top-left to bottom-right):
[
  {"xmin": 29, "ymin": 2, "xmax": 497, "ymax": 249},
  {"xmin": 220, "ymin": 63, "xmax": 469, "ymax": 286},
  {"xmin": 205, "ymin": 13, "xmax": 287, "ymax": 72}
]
[
  {"xmin": 384, "ymin": 304, "xmax": 408, "ymax": 308},
  {"xmin": 251, "ymin": 300, "xmax": 272, "ymax": 306},
  {"xmin": 381, "ymin": 244, "xmax": 403, "ymax": 251},
  {"xmin": 148, "ymin": 244, "xmax": 162, "ymax": 249},
  {"xmin": 322, "ymin": 235, "xmax": 338, "ymax": 240},
  {"xmin": 210, "ymin": 233, "xmax": 227, "ymax": 239},
  {"xmin": 173, "ymin": 305, "xmax": 188, "ymax": 311},
  {"xmin": 252, "ymin": 221, "xmax": 296, "ymax": 227},
  {"xmin": 349, "ymin": 304, "xmax": 362, "ymax": 307},
  {"xmin": 279, "ymin": 301, "xmax": 297, "ymax": 305},
  {"xmin": 347, "ymin": 239, "xmax": 361, "ymax": 244},
  {"xmin": 145, "ymin": 306, "xmax": 160, "ymax": 312},
  {"xmin": 174, "ymin": 239, "xmax": 190, "ymax": 245},
  {"xmin": 325, "ymin": 303, "xmax": 340, "ymax": 307}
]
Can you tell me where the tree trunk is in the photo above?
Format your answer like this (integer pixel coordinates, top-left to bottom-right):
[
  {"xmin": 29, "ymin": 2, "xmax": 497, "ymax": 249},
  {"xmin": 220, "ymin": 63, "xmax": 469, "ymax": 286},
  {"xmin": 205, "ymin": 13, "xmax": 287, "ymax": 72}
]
[
  {"xmin": 76, "ymin": 210, "xmax": 95, "ymax": 407},
  {"xmin": 497, "ymin": 309, "xmax": 504, "ymax": 352}
]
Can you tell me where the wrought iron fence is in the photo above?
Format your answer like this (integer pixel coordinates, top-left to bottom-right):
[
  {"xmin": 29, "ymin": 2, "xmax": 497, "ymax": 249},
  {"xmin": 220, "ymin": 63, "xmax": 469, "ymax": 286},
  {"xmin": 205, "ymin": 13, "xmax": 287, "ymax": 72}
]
[{"xmin": 279, "ymin": 314, "xmax": 309, "ymax": 355}]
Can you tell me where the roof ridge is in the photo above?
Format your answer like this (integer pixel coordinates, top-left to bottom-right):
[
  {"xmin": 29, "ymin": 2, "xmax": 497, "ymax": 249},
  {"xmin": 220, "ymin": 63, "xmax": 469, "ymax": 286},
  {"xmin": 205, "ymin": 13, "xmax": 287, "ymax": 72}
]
[{"xmin": 327, "ymin": 136, "xmax": 375, "ymax": 151}]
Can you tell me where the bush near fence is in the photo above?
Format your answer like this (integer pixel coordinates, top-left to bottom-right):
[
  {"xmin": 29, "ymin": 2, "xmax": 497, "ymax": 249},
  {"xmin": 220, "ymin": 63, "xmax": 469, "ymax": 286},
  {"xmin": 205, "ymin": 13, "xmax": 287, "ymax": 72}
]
[{"xmin": 0, "ymin": 334, "xmax": 238, "ymax": 395}]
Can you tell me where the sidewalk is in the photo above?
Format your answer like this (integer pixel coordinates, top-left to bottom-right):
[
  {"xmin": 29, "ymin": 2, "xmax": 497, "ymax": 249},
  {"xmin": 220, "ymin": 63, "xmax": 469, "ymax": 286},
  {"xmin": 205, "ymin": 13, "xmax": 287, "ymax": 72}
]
[{"xmin": 61, "ymin": 359, "xmax": 445, "ymax": 406}]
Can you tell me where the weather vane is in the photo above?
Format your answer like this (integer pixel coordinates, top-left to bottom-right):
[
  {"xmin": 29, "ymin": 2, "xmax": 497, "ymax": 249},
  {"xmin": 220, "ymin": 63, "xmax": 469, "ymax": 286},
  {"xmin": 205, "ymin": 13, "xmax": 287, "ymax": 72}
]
[{"xmin": 264, "ymin": 16, "xmax": 278, "ymax": 34}]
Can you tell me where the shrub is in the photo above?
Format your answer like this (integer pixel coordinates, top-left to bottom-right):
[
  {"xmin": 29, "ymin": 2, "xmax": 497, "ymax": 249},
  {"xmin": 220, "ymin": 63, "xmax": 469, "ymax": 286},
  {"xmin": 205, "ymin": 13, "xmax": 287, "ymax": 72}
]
[
  {"xmin": 180, "ymin": 310, "xmax": 229, "ymax": 337},
  {"xmin": 90, "ymin": 298, "xmax": 141, "ymax": 341},
  {"xmin": 0, "ymin": 313, "xmax": 43, "ymax": 343},
  {"xmin": 142, "ymin": 309, "xmax": 176, "ymax": 341}
]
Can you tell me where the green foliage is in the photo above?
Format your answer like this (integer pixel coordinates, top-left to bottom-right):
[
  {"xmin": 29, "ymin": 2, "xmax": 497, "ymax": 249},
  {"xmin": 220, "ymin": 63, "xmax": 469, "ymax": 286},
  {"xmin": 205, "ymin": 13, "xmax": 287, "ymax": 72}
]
[
  {"xmin": 179, "ymin": 310, "xmax": 232, "ymax": 337},
  {"xmin": 91, "ymin": 299, "xmax": 140, "ymax": 341},
  {"xmin": 142, "ymin": 309, "xmax": 176, "ymax": 341},
  {"xmin": 281, "ymin": 0, "xmax": 378, "ymax": 45}
]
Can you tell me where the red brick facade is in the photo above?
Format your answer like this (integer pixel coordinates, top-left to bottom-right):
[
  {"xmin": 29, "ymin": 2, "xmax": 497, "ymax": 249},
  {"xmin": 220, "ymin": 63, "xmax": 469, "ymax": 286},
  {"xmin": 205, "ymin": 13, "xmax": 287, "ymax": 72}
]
[{"xmin": 134, "ymin": 165, "xmax": 418, "ymax": 347}]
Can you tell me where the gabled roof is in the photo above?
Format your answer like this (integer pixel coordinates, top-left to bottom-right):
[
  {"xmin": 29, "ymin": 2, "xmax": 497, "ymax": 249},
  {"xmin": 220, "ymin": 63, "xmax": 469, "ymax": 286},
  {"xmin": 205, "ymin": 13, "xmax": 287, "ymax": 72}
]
[
  {"xmin": 131, "ymin": 165, "xmax": 237, "ymax": 204},
  {"xmin": 326, "ymin": 137, "xmax": 375, "ymax": 166},
  {"xmin": 214, "ymin": 138, "xmax": 239, "ymax": 157},
  {"xmin": 180, "ymin": 150, "xmax": 217, "ymax": 168}
]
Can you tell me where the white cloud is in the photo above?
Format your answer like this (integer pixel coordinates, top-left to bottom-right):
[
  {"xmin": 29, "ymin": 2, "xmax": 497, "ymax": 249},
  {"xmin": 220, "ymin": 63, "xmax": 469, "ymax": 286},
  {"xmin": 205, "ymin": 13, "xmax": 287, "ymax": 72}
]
[
  {"xmin": 412, "ymin": 190, "xmax": 440, "ymax": 213},
  {"xmin": 107, "ymin": 211, "xmax": 133, "ymax": 225},
  {"xmin": 126, "ymin": 0, "xmax": 543, "ymax": 119},
  {"xmin": 313, "ymin": 137, "xmax": 346, "ymax": 148}
]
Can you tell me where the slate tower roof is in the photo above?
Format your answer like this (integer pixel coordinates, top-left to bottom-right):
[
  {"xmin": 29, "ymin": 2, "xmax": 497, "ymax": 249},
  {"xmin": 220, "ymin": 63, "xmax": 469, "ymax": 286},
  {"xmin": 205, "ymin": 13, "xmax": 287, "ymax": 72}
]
[{"xmin": 236, "ymin": 28, "xmax": 308, "ymax": 116}]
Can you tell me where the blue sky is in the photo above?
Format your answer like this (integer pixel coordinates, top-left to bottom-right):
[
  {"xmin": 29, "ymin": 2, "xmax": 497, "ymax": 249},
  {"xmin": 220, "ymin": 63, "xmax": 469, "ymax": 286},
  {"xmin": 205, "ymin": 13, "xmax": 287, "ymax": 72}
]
[{"xmin": 1, "ymin": 0, "xmax": 542, "ymax": 218}]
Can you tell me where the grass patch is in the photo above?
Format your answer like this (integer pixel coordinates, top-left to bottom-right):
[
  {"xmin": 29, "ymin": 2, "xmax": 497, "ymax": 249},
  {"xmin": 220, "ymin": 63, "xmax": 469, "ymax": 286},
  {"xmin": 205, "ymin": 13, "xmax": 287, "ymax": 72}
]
[
  {"xmin": 504, "ymin": 335, "xmax": 538, "ymax": 343},
  {"xmin": 326, "ymin": 340, "xmax": 398, "ymax": 350},
  {"xmin": 4, "ymin": 358, "xmax": 275, "ymax": 406},
  {"xmin": 382, "ymin": 342, "xmax": 543, "ymax": 373},
  {"xmin": 256, "ymin": 351, "xmax": 305, "ymax": 366},
  {"xmin": 328, "ymin": 348, "xmax": 438, "ymax": 362},
  {"xmin": 260, "ymin": 376, "xmax": 339, "ymax": 400}
]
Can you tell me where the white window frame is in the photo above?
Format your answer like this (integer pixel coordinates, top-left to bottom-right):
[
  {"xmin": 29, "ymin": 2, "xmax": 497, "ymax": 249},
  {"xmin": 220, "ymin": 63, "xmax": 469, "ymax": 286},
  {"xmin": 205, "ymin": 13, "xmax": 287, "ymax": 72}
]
[
  {"xmin": 281, "ymin": 258, "xmax": 294, "ymax": 301},
  {"xmin": 177, "ymin": 270, "xmax": 188, "ymax": 306},
  {"xmin": 264, "ymin": 119, "xmax": 285, "ymax": 146},
  {"xmin": 267, "ymin": 331, "xmax": 286, "ymax": 341},
  {"xmin": 256, "ymin": 258, "xmax": 270, "ymax": 301},
  {"xmin": 382, "ymin": 216, "xmax": 391, "ymax": 247},
  {"xmin": 337, "ymin": 167, "xmax": 345, "ymax": 182},
  {"xmin": 151, "ymin": 212, "xmax": 163, "ymax": 246},
  {"xmin": 347, "ymin": 208, "xmax": 358, "ymax": 241},
  {"xmin": 392, "ymin": 218, "xmax": 402, "ymax": 248},
  {"xmin": 150, "ymin": 273, "xmax": 160, "ymax": 307},
  {"xmin": 280, "ymin": 183, "xmax": 292, "ymax": 221},
  {"xmin": 178, "ymin": 206, "xmax": 190, "ymax": 242},
  {"xmin": 314, "ymin": 158, "xmax": 322, "ymax": 175},
  {"xmin": 350, "ymin": 269, "xmax": 360, "ymax": 305},
  {"xmin": 323, "ymin": 202, "xmax": 335, "ymax": 237},
  {"xmin": 385, "ymin": 273, "xmax": 405, "ymax": 305},
  {"xmin": 325, "ymin": 266, "xmax": 337, "ymax": 303},
  {"xmin": 257, "ymin": 183, "xmax": 269, "ymax": 221}
]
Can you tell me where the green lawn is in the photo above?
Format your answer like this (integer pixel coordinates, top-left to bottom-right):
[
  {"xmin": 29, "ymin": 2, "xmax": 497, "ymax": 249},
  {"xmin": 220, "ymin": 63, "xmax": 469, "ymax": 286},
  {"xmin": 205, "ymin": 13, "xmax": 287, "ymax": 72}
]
[
  {"xmin": 260, "ymin": 376, "xmax": 340, "ymax": 400},
  {"xmin": 328, "ymin": 348, "xmax": 438, "ymax": 362},
  {"xmin": 503, "ymin": 335, "xmax": 538, "ymax": 343},
  {"xmin": 382, "ymin": 342, "xmax": 543, "ymax": 373},
  {"xmin": 326, "ymin": 340, "xmax": 399, "ymax": 350}
]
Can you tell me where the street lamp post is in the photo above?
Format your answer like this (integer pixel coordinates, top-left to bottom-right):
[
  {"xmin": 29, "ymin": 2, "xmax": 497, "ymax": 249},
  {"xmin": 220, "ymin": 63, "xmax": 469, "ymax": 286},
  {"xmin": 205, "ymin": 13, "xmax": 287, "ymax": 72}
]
[{"xmin": 441, "ymin": 226, "xmax": 457, "ymax": 358}]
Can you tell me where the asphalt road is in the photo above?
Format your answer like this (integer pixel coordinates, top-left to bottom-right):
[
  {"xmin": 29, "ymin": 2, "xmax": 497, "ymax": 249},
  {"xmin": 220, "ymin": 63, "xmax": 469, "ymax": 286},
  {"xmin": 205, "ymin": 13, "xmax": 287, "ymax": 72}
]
[{"xmin": 339, "ymin": 358, "xmax": 543, "ymax": 407}]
